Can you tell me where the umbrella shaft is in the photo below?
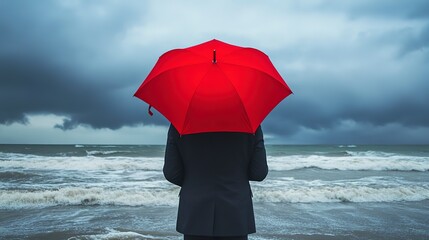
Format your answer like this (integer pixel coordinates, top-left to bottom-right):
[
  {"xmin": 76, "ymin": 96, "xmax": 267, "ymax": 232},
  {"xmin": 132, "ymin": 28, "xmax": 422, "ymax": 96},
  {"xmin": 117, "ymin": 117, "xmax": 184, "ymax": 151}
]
[{"xmin": 213, "ymin": 49, "xmax": 217, "ymax": 63}]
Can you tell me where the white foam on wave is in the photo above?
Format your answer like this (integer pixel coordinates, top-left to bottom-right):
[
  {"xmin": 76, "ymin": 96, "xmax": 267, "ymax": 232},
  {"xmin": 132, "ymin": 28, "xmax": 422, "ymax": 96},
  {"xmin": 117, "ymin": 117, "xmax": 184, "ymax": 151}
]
[
  {"xmin": 86, "ymin": 150, "xmax": 124, "ymax": 156},
  {"xmin": 268, "ymin": 153, "xmax": 429, "ymax": 171},
  {"xmin": 0, "ymin": 152, "xmax": 35, "ymax": 160},
  {"xmin": 2, "ymin": 177, "xmax": 429, "ymax": 208},
  {"xmin": 0, "ymin": 153, "xmax": 164, "ymax": 171},
  {"xmin": 338, "ymin": 145, "xmax": 357, "ymax": 148},
  {"xmin": 345, "ymin": 150, "xmax": 395, "ymax": 157},
  {"xmin": 251, "ymin": 176, "xmax": 429, "ymax": 203},
  {"xmin": 0, "ymin": 186, "xmax": 180, "ymax": 209},
  {"xmin": 253, "ymin": 185, "xmax": 429, "ymax": 203},
  {"xmin": 75, "ymin": 145, "xmax": 120, "ymax": 148}
]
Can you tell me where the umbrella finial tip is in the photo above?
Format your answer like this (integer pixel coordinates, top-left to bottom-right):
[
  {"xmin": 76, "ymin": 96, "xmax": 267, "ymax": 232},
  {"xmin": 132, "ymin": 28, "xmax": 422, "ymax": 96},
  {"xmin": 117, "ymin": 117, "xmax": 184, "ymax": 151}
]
[{"xmin": 213, "ymin": 49, "xmax": 217, "ymax": 64}]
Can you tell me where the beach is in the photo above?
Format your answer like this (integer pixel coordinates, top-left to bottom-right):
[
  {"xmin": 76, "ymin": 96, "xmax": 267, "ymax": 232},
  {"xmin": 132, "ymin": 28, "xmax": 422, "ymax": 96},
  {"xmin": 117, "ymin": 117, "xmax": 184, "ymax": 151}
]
[{"xmin": 1, "ymin": 144, "xmax": 428, "ymax": 239}]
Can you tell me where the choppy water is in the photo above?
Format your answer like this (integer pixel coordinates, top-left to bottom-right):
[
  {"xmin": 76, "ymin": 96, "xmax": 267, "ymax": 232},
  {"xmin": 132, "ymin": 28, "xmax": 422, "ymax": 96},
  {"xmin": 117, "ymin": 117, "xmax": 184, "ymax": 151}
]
[{"xmin": 1, "ymin": 144, "xmax": 428, "ymax": 239}]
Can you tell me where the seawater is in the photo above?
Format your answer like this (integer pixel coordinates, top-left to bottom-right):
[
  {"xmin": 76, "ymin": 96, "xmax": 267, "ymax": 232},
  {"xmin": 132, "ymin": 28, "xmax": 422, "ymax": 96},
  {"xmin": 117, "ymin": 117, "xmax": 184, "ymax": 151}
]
[{"xmin": 0, "ymin": 144, "xmax": 428, "ymax": 239}]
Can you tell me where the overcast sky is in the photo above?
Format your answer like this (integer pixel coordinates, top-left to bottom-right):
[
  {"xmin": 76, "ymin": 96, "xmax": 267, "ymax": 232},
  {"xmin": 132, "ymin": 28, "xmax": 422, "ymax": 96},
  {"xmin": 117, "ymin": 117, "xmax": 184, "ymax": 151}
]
[{"xmin": 1, "ymin": 0, "xmax": 428, "ymax": 144}]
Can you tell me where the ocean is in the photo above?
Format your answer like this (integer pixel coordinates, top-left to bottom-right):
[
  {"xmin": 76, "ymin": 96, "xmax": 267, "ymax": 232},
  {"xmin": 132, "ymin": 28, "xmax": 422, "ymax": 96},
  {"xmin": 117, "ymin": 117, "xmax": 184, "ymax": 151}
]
[{"xmin": 0, "ymin": 144, "xmax": 428, "ymax": 240}]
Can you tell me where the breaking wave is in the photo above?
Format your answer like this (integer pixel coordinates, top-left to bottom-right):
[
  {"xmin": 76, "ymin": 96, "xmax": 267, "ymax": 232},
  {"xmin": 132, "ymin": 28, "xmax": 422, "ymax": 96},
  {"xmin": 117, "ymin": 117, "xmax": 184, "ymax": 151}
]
[
  {"xmin": 0, "ymin": 187, "xmax": 180, "ymax": 209},
  {"xmin": 0, "ymin": 153, "xmax": 163, "ymax": 171},
  {"xmin": 252, "ymin": 176, "xmax": 429, "ymax": 203},
  {"xmin": 1, "ymin": 177, "xmax": 428, "ymax": 209},
  {"xmin": 268, "ymin": 152, "xmax": 429, "ymax": 171},
  {"xmin": 2, "ymin": 150, "xmax": 428, "ymax": 172},
  {"xmin": 85, "ymin": 150, "xmax": 128, "ymax": 156}
]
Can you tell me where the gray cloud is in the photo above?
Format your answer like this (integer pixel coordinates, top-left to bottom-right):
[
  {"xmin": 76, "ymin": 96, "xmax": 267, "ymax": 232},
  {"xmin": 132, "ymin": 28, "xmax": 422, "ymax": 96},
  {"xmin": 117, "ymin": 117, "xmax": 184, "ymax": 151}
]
[
  {"xmin": 0, "ymin": 0, "xmax": 162, "ymax": 129},
  {"xmin": 399, "ymin": 24, "xmax": 429, "ymax": 55},
  {"xmin": 1, "ymin": 0, "xmax": 428, "ymax": 143}
]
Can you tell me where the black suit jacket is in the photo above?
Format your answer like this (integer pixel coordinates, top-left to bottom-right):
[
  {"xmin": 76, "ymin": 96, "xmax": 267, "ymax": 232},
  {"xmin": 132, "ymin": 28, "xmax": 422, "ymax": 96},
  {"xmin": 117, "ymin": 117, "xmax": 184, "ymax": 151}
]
[{"xmin": 163, "ymin": 124, "xmax": 268, "ymax": 236}]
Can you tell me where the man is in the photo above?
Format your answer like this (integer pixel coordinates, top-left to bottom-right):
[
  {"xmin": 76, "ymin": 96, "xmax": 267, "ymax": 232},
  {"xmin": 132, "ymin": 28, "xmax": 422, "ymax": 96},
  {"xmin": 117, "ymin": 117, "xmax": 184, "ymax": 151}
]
[{"xmin": 164, "ymin": 124, "xmax": 268, "ymax": 240}]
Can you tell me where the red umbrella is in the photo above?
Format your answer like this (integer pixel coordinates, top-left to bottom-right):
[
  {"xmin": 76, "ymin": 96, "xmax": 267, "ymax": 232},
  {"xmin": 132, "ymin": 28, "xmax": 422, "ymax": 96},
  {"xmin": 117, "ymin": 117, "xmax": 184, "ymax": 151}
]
[{"xmin": 134, "ymin": 39, "xmax": 292, "ymax": 135}]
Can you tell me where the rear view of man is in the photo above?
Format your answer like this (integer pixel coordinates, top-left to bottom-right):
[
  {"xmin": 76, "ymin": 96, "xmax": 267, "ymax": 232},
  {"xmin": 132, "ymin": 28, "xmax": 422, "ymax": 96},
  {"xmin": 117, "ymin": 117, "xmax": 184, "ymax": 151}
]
[{"xmin": 164, "ymin": 124, "xmax": 268, "ymax": 240}]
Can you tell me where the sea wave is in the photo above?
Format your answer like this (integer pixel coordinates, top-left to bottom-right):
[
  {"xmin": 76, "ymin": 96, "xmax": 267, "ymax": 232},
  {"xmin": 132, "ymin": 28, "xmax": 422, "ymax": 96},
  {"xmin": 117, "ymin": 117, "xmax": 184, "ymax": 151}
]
[
  {"xmin": 252, "ymin": 176, "xmax": 429, "ymax": 203},
  {"xmin": 268, "ymin": 154, "xmax": 429, "ymax": 171},
  {"xmin": 2, "ymin": 151, "xmax": 428, "ymax": 172},
  {"xmin": 0, "ymin": 171, "xmax": 39, "ymax": 180},
  {"xmin": 1, "ymin": 177, "xmax": 428, "ymax": 208},
  {"xmin": 86, "ymin": 150, "xmax": 128, "ymax": 156},
  {"xmin": 0, "ymin": 153, "xmax": 163, "ymax": 171},
  {"xmin": 75, "ymin": 145, "xmax": 120, "ymax": 148},
  {"xmin": 0, "ymin": 187, "xmax": 180, "ymax": 209},
  {"xmin": 338, "ymin": 145, "xmax": 357, "ymax": 148},
  {"xmin": 253, "ymin": 185, "xmax": 429, "ymax": 203}
]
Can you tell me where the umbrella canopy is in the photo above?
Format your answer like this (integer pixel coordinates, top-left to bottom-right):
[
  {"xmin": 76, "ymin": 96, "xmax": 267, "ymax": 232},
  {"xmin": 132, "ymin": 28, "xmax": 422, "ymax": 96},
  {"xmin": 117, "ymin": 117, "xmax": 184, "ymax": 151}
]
[{"xmin": 134, "ymin": 39, "xmax": 292, "ymax": 135}]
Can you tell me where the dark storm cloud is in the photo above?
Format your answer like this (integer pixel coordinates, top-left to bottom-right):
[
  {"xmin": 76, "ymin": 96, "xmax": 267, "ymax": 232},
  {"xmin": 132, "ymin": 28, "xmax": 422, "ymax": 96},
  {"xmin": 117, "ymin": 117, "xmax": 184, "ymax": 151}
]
[
  {"xmin": 0, "ymin": 0, "xmax": 166, "ymax": 129},
  {"xmin": 0, "ymin": 0, "xmax": 428, "ymax": 143},
  {"xmin": 263, "ymin": 18, "xmax": 429, "ymax": 143},
  {"xmin": 264, "ymin": 60, "xmax": 429, "ymax": 141},
  {"xmin": 399, "ymin": 24, "xmax": 429, "ymax": 55},
  {"xmin": 313, "ymin": 0, "xmax": 429, "ymax": 57}
]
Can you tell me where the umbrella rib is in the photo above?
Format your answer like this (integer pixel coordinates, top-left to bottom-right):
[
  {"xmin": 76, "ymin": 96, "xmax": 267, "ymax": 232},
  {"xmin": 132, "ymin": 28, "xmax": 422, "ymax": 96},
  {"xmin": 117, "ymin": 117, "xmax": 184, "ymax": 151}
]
[
  {"xmin": 181, "ymin": 66, "xmax": 214, "ymax": 133},
  {"xmin": 217, "ymin": 67, "xmax": 254, "ymax": 132},
  {"xmin": 142, "ymin": 62, "xmax": 208, "ymax": 88},
  {"xmin": 221, "ymin": 62, "xmax": 290, "ymax": 91},
  {"xmin": 222, "ymin": 62, "xmax": 287, "ymax": 86}
]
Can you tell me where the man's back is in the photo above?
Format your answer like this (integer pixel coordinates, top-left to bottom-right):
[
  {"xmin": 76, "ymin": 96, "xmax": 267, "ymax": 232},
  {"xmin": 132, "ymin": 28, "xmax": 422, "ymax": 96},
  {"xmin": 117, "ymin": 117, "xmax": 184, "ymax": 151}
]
[{"xmin": 164, "ymin": 124, "xmax": 267, "ymax": 237}]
